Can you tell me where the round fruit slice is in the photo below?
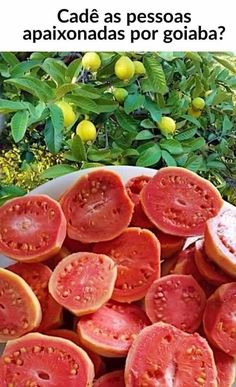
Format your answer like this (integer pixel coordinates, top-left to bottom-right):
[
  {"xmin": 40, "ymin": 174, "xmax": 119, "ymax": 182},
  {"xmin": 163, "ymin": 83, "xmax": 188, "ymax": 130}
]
[
  {"xmin": 145, "ymin": 274, "xmax": 206, "ymax": 332},
  {"xmin": 0, "ymin": 268, "xmax": 42, "ymax": 342},
  {"xmin": 154, "ymin": 229, "xmax": 185, "ymax": 259},
  {"xmin": 46, "ymin": 329, "xmax": 105, "ymax": 377},
  {"xmin": 49, "ymin": 252, "xmax": 117, "ymax": 316},
  {"xmin": 125, "ymin": 322, "xmax": 217, "ymax": 387},
  {"xmin": 77, "ymin": 300, "xmax": 150, "ymax": 357},
  {"xmin": 1, "ymin": 332, "xmax": 94, "ymax": 386},
  {"xmin": 8, "ymin": 262, "xmax": 63, "ymax": 332},
  {"xmin": 141, "ymin": 167, "xmax": 223, "ymax": 237},
  {"xmin": 213, "ymin": 348, "xmax": 235, "ymax": 387},
  {"xmin": 93, "ymin": 228, "xmax": 160, "ymax": 302},
  {"xmin": 125, "ymin": 175, "xmax": 153, "ymax": 228},
  {"xmin": 94, "ymin": 370, "xmax": 125, "ymax": 387},
  {"xmin": 60, "ymin": 169, "xmax": 134, "ymax": 243},
  {"xmin": 195, "ymin": 239, "xmax": 232, "ymax": 286},
  {"xmin": 0, "ymin": 195, "xmax": 66, "ymax": 262},
  {"xmin": 205, "ymin": 209, "xmax": 236, "ymax": 277},
  {"xmin": 203, "ymin": 282, "xmax": 236, "ymax": 357},
  {"xmin": 172, "ymin": 245, "xmax": 216, "ymax": 297}
]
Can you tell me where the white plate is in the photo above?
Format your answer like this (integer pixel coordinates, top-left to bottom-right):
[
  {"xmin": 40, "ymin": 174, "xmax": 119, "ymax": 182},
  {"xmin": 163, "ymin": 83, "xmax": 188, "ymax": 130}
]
[{"xmin": 0, "ymin": 165, "xmax": 235, "ymax": 386}]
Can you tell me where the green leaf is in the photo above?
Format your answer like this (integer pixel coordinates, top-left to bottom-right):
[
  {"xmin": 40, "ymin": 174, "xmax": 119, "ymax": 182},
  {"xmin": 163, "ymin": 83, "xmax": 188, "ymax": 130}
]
[
  {"xmin": 65, "ymin": 95, "xmax": 98, "ymax": 113},
  {"xmin": 74, "ymin": 84, "xmax": 102, "ymax": 99},
  {"xmin": 44, "ymin": 118, "xmax": 63, "ymax": 154},
  {"xmin": 11, "ymin": 110, "xmax": 29, "ymax": 143},
  {"xmin": 143, "ymin": 55, "xmax": 167, "ymax": 94},
  {"xmin": 49, "ymin": 104, "xmax": 64, "ymax": 133},
  {"xmin": 11, "ymin": 60, "xmax": 42, "ymax": 77},
  {"xmin": 66, "ymin": 58, "xmax": 82, "ymax": 81},
  {"xmin": 87, "ymin": 148, "xmax": 113, "ymax": 162},
  {"xmin": 136, "ymin": 144, "xmax": 161, "ymax": 167},
  {"xmin": 182, "ymin": 137, "xmax": 206, "ymax": 152},
  {"xmin": 41, "ymin": 164, "xmax": 78, "ymax": 179},
  {"xmin": 97, "ymin": 54, "xmax": 119, "ymax": 78},
  {"xmin": 124, "ymin": 94, "xmax": 145, "ymax": 114},
  {"xmin": 95, "ymin": 98, "xmax": 119, "ymax": 113},
  {"xmin": 206, "ymin": 160, "xmax": 226, "ymax": 170},
  {"xmin": 185, "ymin": 52, "xmax": 202, "ymax": 62},
  {"xmin": 136, "ymin": 130, "xmax": 154, "ymax": 140},
  {"xmin": 0, "ymin": 63, "xmax": 10, "ymax": 77},
  {"xmin": 161, "ymin": 150, "xmax": 177, "ymax": 166},
  {"xmin": 71, "ymin": 135, "xmax": 87, "ymax": 161},
  {"xmin": 185, "ymin": 155, "xmax": 203, "ymax": 172},
  {"xmin": 181, "ymin": 114, "xmax": 201, "ymax": 128},
  {"xmin": 0, "ymin": 184, "xmax": 26, "ymax": 197},
  {"xmin": 55, "ymin": 83, "xmax": 79, "ymax": 100},
  {"xmin": 0, "ymin": 99, "xmax": 28, "ymax": 114},
  {"xmin": 175, "ymin": 128, "xmax": 197, "ymax": 141},
  {"xmin": 160, "ymin": 139, "xmax": 183, "ymax": 155},
  {"xmin": 114, "ymin": 110, "xmax": 138, "ymax": 133},
  {"xmin": 42, "ymin": 58, "xmax": 67, "ymax": 86},
  {"xmin": 222, "ymin": 114, "xmax": 233, "ymax": 136},
  {"xmin": 5, "ymin": 77, "xmax": 54, "ymax": 102},
  {"xmin": 213, "ymin": 56, "xmax": 236, "ymax": 73},
  {"xmin": 1, "ymin": 52, "xmax": 19, "ymax": 66},
  {"xmin": 144, "ymin": 98, "xmax": 161, "ymax": 122},
  {"xmin": 81, "ymin": 162, "xmax": 104, "ymax": 169},
  {"xmin": 141, "ymin": 119, "xmax": 155, "ymax": 128}
]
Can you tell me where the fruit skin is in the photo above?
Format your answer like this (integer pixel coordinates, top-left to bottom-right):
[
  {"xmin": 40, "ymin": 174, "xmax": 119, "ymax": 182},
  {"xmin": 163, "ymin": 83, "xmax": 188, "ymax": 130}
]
[
  {"xmin": 1, "ymin": 332, "xmax": 95, "ymax": 386},
  {"xmin": 188, "ymin": 107, "xmax": 202, "ymax": 118},
  {"xmin": 49, "ymin": 252, "xmax": 117, "ymax": 316},
  {"xmin": 56, "ymin": 100, "xmax": 76, "ymax": 127},
  {"xmin": 125, "ymin": 322, "xmax": 217, "ymax": 387},
  {"xmin": 205, "ymin": 209, "xmax": 236, "ymax": 278},
  {"xmin": 60, "ymin": 169, "xmax": 134, "ymax": 243},
  {"xmin": 141, "ymin": 166, "xmax": 224, "ymax": 237},
  {"xmin": 0, "ymin": 194, "xmax": 67, "ymax": 262},
  {"xmin": 158, "ymin": 116, "xmax": 176, "ymax": 135},
  {"xmin": 203, "ymin": 282, "xmax": 236, "ymax": 357},
  {"xmin": 194, "ymin": 239, "xmax": 233, "ymax": 286},
  {"xmin": 145, "ymin": 274, "xmax": 206, "ymax": 333},
  {"xmin": 0, "ymin": 268, "xmax": 42, "ymax": 342},
  {"xmin": 192, "ymin": 97, "xmax": 205, "ymax": 110},
  {"xmin": 82, "ymin": 52, "xmax": 101, "ymax": 71},
  {"xmin": 94, "ymin": 370, "xmax": 125, "ymax": 387},
  {"xmin": 153, "ymin": 228, "xmax": 185, "ymax": 259},
  {"xmin": 93, "ymin": 227, "xmax": 160, "ymax": 303},
  {"xmin": 77, "ymin": 300, "xmax": 150, "ymax": 357},
  {"xmin": 76, "ymin": 120, "xmax": 96, "ymax": 142},
  {"xmin": 113, "ymin": 88, "xmax": 128, "ymax": 103},
  {"xmin": 133, "ymin": 61, "xmax": 146, "ymax": 76},
  {"xmin": 8, "ymin": 262, "xmax": 63, "ymax": 332},
  {"xmin": 114, "ymin": 56, "xmax": 135, "ymax": 81}
]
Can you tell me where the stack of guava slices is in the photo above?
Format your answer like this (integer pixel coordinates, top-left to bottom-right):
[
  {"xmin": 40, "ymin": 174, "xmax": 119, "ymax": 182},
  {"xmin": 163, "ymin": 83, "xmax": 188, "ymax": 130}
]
[{"xmin": 0, "ymin": 167, "xmax": 236, "ymax": 386}]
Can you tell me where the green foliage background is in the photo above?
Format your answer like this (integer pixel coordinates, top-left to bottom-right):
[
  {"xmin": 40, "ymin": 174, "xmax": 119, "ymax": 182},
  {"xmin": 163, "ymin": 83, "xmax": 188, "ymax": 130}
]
[{"xmin": 0, "ymin": 51, "xmax": 236, "ymax": 203}]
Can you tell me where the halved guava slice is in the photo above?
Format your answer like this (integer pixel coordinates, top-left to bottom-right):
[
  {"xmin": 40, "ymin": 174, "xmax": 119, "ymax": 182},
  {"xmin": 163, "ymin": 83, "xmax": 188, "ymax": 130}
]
[
  {"xmin": 154, "ymin": 228, "xmax": 185, "ymax": 259},
  {"xmin": 125, "ymin": 322, "xmax": 217, "ymax": 386},
  {"xmin": 94, "ymin": 370, "xmax": 125, "ymax": 387},
  {"xmin": 77, "ymin": 300, "xmax": 150, "ymax": 357},
  {"xmin": 8, "ymin": 262, "xmax": 63, "ymax": 332},
  {"xmin": 1, "ymin": 332, "xmax": 94, "ymax": 386},
  {"xmin": 125, "ymin": 175, "xmax": 153, "ymax": 228},
  {"xmin": 203, "ymin": 282, "xmax": 236, "ymax": 357},
  {"xmin": 145, "ymin": 274, "xmax": 206, "ymax": 332},
  {"xmin": 0, "ymin": 195, "xmax": 66, "ymax": 262},
  {"xmin": 172, "ymin": 245, "xmax": 216, "ymax": 297},
  {"xmin": 93, "ymin": 227, "xmax": 160, "ymax": 302},
  {"xmin": 213, "ymin": 348, "xmax": 235, "ymax": 387},
  {"xmin": 141, "ymin": 167, "xmax": 223, "ymax": 237},
  {"xmin": 60, "ymin": 169, "xmax": 134, "ymax": 243},
  {"xmin": 205, "ymin": 209, "xmax": 236, "ymax": 277},
  {"xmin": 0, "ymin": 268, "xmax": 42, "ymax": 342},
  {"xmin": 49, "ymin": 252, "xmax": 117, "ymax": 316},
  {"xmin": 195, "ymin": 239, "xmax": 232, "ymax": 286},
  {"xmin": 46, "ymin": 329, "xmax": 105, "ymax": 377}
]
